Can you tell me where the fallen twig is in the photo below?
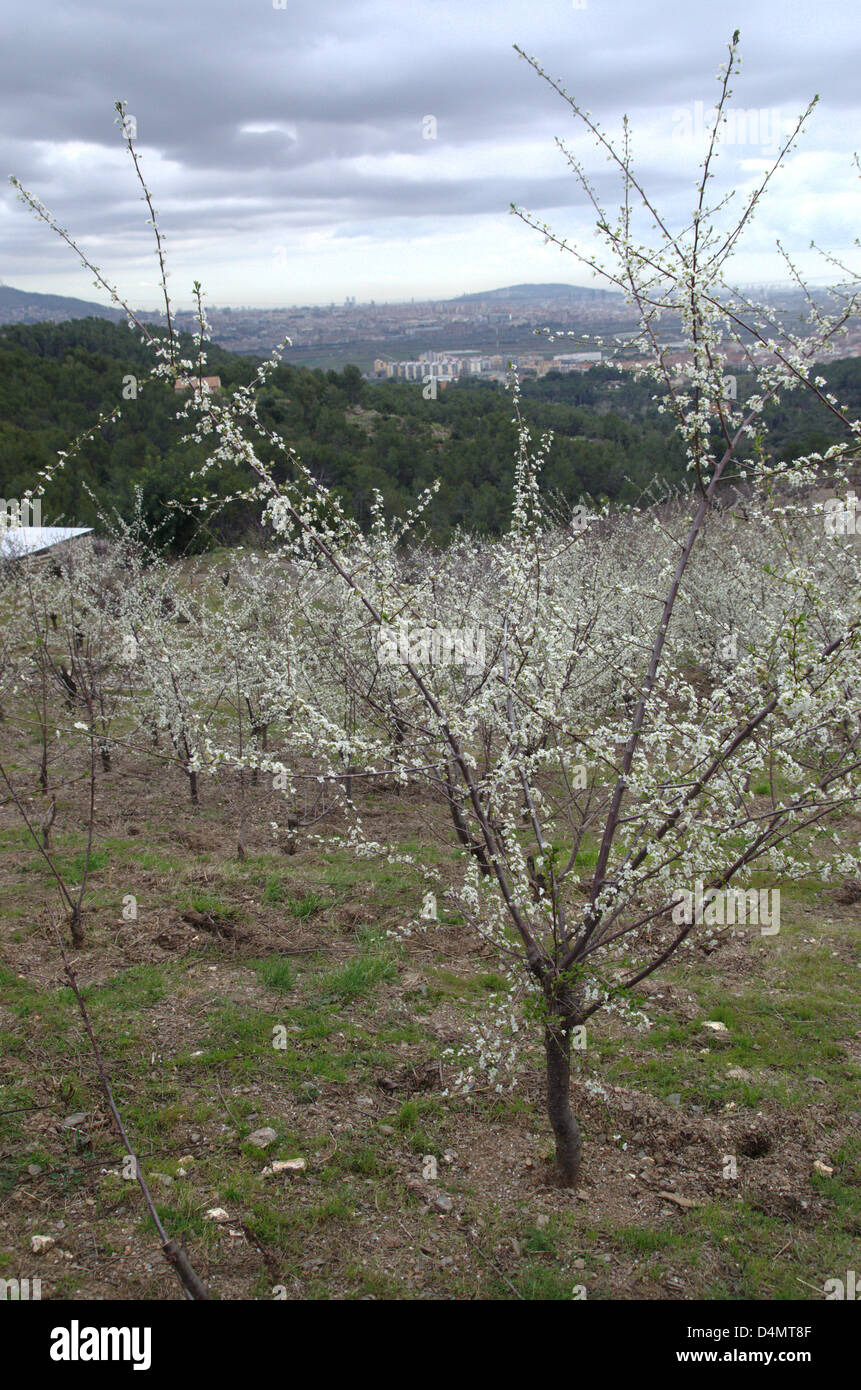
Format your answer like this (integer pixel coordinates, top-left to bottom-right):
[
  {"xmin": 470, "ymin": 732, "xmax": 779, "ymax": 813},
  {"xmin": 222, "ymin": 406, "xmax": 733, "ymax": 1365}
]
[{"xmin": 461, "ymin": 1227, "xmax": 524, "ymax": 1300}]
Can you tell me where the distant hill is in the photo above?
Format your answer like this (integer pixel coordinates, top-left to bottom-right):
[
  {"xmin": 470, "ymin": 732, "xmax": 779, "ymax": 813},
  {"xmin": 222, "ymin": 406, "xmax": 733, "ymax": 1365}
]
[
  {"xmin": 452, "ymin": 283, "xmax": 621, "ymax": 303},
  {"xmin": 0, "ymin": 284, "xmax": 125, "ymax": 325}
]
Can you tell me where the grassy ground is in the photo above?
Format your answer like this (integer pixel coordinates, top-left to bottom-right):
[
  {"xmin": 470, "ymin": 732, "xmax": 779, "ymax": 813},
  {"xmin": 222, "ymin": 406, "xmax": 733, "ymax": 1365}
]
[{"xmin": 0, "ymin": 738, "xmax": 859, "ymax": 1301}]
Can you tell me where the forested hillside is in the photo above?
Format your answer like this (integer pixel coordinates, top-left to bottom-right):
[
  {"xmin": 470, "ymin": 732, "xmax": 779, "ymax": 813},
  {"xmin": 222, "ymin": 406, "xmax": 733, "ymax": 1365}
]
[{"xmin": 1, "ymin": 318, "xmax": 859, "ymax": 549}]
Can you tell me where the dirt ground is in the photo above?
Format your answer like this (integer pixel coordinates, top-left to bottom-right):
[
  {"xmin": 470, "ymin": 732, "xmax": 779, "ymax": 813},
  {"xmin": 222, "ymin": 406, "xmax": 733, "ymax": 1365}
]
[{"xmin": 1, "ymin": 751, "xmax": 859, "ymax": 1301}]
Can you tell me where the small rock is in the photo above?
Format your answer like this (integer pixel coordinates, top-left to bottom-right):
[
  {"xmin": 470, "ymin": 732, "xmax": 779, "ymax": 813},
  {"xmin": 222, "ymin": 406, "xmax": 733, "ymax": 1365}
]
[
  {"xmin": 727, "ymin": 1066, "xmax": 751, "ymax": 1080},
  {"xmin": 204, "ymin": 1207, "xmax": 231, "ymax": 1223},
  {"xmin": 659, "ymin": 1192, "xmax": 698, "ymax": 1209},
  {"xmin": 702, "ymin": 1021, "xmax": 728, "ymax": 1033},
  {"xmin": 667, "ymin": 1093, "xmax": 681, "ymax": 1108},
  {"xmin": 813, "ymin": 1160, "xmax": 834, "ymax": 1177},
  {"xmin": 247, "ymin": 1127, "xmax": 277, "ymax": 1149},
  {"xmin": 535, "ymin": 1214, "xmax": 550, "ymax": 1229},
  {"xmin": 429, "ymin": 1192, "xmax": 453, "ymax": 1214},
  {"xmin": 262, "ymin": 1158, "xmax": 306, "ymax": 1176},
  {"xmin": 61, "ymin": 1113, "xmax": 88, "ymax": 1129},
  {"xmin": 573, "ymin": 1257, "xmax": 586, "ymax": 1269},
  {"xmin": 378, "ymin": 1124, "xmax": 395, "ymax": 1136},
  {"xmin": 31, "ymin": 1235, "xmax": 55, "ymax": 1253},
  {"xmin": 27, "ymin": 1164, "xmax": 41, "ymax": 1177}
]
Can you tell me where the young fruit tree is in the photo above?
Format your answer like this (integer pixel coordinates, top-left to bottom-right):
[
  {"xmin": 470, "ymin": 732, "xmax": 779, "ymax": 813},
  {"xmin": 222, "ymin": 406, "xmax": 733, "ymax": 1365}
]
[{"xmin": 12, "ymin": 33, "xmax": 860, "ymax": 1185}]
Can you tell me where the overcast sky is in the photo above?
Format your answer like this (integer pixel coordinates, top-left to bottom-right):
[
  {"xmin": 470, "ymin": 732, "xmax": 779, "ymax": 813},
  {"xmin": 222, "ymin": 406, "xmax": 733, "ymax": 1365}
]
[{"xmin": 1, "ymin": 0, "xmax": 859, "ymax": 309}]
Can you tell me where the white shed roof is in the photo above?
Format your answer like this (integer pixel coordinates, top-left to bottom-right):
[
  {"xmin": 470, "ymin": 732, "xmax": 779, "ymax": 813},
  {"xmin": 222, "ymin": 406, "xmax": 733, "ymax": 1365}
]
[{"xmin": 0, "ymin": 526, "xmax": 93, "ymax": 560}]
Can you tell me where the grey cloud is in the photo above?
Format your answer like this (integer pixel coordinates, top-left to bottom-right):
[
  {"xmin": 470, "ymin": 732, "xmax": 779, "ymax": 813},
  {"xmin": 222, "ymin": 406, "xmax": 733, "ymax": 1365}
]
[{"xmin": 2, "ymin": 0, "xmax": 858, "ymax": 302}]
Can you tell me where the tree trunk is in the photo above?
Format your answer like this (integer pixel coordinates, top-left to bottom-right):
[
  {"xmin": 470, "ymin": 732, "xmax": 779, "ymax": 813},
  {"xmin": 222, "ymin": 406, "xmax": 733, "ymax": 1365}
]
[
  {"xmin": 544, "ymin": 1021, "xmax": 581, "ymax": 1186},
  {"xmin": 69, "ymin": 906, "xmax": 85, "ymax": 947}
]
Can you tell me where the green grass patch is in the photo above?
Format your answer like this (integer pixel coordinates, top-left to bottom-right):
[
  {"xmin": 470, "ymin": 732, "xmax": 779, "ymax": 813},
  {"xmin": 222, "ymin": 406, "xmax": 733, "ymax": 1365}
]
[{"xmin": 248, "ymin": 955, "xmax": 295, "ymax": 994}]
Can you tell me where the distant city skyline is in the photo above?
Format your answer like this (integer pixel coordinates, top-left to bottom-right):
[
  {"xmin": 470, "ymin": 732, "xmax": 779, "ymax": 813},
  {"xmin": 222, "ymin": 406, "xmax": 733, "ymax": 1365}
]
[
  {"xmin": 2, "ymin": 0, "xmax": 860, "ymax": 311},
  {"xmin": 0, "ymin": 276, "xmax": 843, "ymax": 316}
]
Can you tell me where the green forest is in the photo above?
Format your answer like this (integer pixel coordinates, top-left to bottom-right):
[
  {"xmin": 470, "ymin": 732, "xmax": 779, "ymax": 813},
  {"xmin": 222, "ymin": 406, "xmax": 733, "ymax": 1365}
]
[{"xmin": 1, "ymin": 317, "xmax": 859, "ymax": 550}]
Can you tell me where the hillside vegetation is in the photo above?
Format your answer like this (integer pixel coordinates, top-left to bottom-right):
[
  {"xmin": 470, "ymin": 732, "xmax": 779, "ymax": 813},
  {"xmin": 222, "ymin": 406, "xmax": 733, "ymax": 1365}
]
[{"xmin": 2, "ymin": 318, "xmax": 860, "ymax": 547}]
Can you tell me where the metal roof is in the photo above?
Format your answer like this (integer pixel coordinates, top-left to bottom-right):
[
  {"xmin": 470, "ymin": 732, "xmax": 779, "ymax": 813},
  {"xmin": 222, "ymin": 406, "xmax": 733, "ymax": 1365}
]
[{"xmin": 0, "ymin": 526, "xmax": 93, "ymax": 560}]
